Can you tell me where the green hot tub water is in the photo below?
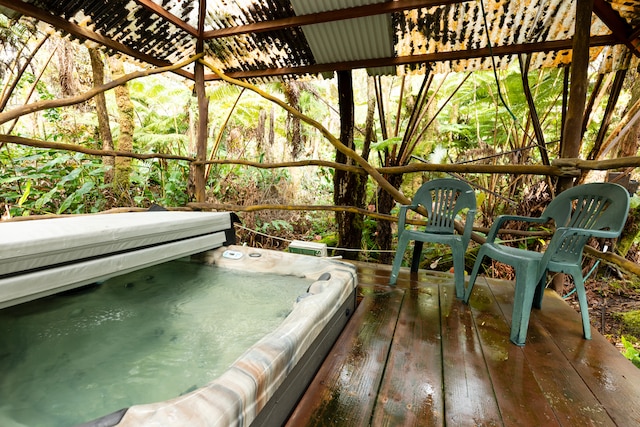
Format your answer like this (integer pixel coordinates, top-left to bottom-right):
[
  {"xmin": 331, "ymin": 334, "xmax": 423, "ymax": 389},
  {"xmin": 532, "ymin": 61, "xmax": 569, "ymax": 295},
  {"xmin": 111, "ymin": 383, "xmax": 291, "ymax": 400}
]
[{"xmin": 0, "ymin": 259, "xmax": 313, "ymax": 427}]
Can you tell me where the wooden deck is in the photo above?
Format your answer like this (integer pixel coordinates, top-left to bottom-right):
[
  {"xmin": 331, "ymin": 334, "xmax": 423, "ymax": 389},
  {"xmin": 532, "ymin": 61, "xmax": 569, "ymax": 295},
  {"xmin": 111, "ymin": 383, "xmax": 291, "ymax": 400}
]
[{"xmin": 285, "ymin": 262, "xmax": 640, "ymax": 426}]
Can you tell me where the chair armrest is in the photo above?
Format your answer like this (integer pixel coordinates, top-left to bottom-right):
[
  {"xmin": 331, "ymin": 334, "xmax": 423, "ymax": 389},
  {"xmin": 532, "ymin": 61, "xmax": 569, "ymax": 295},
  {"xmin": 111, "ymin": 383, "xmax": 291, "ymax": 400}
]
[
  {"xmin": 460, "ymin": 208, "xmax": 477, "ymax": 246},
  {"xmin": 485, "ymin": 214, "xmax": 550, "ymax": 243},
  {"xmin": 397, "ymin": 204, "xmax": 417, "ymax": 231},
  {"xmin": 538, "ymin": 226, "xmax": 622, "ymax": 277},
  {"xmin": 553, "ymin": 226, "xmax": 621, "ymax": 240}
]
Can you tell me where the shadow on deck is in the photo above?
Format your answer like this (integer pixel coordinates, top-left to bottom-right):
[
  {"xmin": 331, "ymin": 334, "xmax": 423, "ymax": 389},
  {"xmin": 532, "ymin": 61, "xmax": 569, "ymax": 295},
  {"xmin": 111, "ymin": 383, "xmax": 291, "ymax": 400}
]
[{"xmin": 285, "ymin": 262, "xmax": 640, "ymax": 426}]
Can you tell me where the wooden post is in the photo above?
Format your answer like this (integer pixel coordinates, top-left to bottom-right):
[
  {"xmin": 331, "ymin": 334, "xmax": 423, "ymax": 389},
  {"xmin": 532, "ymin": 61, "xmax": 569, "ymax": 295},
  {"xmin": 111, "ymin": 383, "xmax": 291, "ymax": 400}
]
[
  {"xmin": 554, "ymin": 0, "xmax": 594, "ymax": 293},
  {"xmin": 193, "ymin": 60, "xmax": 208, "ymax": 203},
  {"xmin": 559, "ymin": 0, "xmax": 594, "ymax": 192},
  {"xmin": 190, "ymin": 1, "xmax": 208, "ymax": 203}
]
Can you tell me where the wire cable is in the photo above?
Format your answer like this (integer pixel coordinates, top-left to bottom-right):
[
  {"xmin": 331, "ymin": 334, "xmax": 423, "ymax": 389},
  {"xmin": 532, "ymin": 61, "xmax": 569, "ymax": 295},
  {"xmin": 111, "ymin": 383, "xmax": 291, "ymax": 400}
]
[{"xmin": 234, "ymin": 223, "xmax": 397, "ymax": 254}]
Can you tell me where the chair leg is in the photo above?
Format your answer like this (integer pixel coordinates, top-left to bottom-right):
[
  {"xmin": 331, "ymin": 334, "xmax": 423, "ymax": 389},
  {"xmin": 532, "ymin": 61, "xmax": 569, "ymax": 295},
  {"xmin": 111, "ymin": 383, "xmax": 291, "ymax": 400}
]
[
  {"xmin": 510, "ymin": 262, "xmax": 539, "ymax": 346},
  {"xmin": 532, "ymin": 273, "xmax": 546, "ymax": 310},
  {"xmin": 463, "ymin": 247, "xmax": 486, "ymax": 303},
  {"xmin": 451, "ymin": 243, "xmax": 465, "ymax": 299},
  {"xmin": 389, "ymin": 234, "xmax": 410, "ymax": 285},
  {"xmin": 411, "ymin": 241, "xmax": 424, "ymax": 272},
  {"xmin": 571, "ymin": 273, "xmax": 592, "ymax": 340}
]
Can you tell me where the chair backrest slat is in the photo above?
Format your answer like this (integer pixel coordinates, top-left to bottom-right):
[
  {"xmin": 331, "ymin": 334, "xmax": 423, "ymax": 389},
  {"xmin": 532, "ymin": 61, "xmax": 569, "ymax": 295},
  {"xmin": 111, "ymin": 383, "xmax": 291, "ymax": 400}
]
[
  {"xmin": 544, "ymin": 183, "xmax": 629, "ymax": 264},
  {"xmin": 413, "ymin": 179, "xmax": 476, "ymax": 235}
]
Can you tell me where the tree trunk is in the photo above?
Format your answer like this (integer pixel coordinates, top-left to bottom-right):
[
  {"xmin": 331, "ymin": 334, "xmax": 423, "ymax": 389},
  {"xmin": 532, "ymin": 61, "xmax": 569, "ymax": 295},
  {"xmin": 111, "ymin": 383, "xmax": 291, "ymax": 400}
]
[
  {"xmin": 283, "ymin": 81, "xmax": 302, "ymax": 159},
  {"xmin": 89, "ymin": 48, "xmax": 114, "ymax": 184},
  {"xmin": 57, "ymin": 39, "xmax": 78, "ymax": 97},
  {"xmin": 377, "ymin": 174, "xmax": 403, "ymax": 264},
  {"xmin": 615, "ymin": 68, "xmax": 640, "ymax": 160},
  {"xmin": 108, "ymin": 56, "xmax": 134, "ymax": 205},
  {"xmin": 334, "ymin": 70, "xmax": 366, "ymax": 260}
]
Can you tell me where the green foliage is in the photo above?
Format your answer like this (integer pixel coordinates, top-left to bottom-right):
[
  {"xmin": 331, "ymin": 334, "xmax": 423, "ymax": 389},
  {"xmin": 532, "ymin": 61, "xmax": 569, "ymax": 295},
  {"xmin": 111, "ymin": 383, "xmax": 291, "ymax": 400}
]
[
  {"xmin": 358, "ymin": 214, "xmax": 383, "ymax": 262},
  {"xmin": 316, "ymin": 232, "xmax": 338, "ymax": 248},
  {"xmin": 1, "ymin": 147, "xmax": 109, "ymax": 216},
  {"xmin": 128, "ymin": 75, "xmax": 191, "ymax": 158},
  {"xmin": 621, "ymin": 336, "xmax": 640, "ymax": 368},
  {"xmin": 20, "ymin": 72, "xmax": 62, "ymax": 122},
  {"xmin": 620, "ymin": 310, "xmax": 640, "ymax": 336},
  {"xmin": 255, "ymin": 218, "xmax": 293, "ymax": 234},
  {"xmin": 129, "ymin": 159, "xmax": 190, "ymax": 207},
  {"xmin": 440, "ymin": 66, "xmax": 564, "ymax": 157},
  {"xmin": 0, "ymin": 145, "xmax": 191, "ymax": 215},
  {"xmin": 369, "ymin": 136, "xmax": 402, "ymax": 152}
]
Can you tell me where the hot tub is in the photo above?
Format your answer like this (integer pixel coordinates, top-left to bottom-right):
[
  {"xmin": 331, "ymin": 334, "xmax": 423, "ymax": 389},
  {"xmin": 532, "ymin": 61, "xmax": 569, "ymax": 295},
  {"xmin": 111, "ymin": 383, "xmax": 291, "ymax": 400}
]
[
  {"xmin": 86, "ymin": 245, "xmax": 357, "ymax": 427},
  {"xmin": 0, "ymin": 240, "xmax": 357, "ymax": 427}
]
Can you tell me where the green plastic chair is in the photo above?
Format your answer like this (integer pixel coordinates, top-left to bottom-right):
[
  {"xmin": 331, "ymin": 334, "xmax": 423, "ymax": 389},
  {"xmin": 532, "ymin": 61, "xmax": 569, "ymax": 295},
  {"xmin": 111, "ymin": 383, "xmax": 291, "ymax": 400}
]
[
  {"xmin": 463, "ymin": 182, "xmax": 630, "ymax": 346},
  {"xmin": 389, "ymin": 178, "xmax": 476, "ymax": 298}
]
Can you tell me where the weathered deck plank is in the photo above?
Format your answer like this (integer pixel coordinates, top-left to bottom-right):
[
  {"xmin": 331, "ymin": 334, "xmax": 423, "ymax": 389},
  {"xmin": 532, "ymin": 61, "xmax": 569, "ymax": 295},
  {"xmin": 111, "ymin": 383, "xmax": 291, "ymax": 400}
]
[
  {"xmin": 285, "ymin": 288, "xmax": 404, "ymax": 426},
  {"xmin": 468, "ymin": 280, "xmax": 560, "ymax": 426},
  {"xmin": 439, "ymin": 282, "xmax": 502, "ymax": 426},
  {"xmin": 285, "ymin": 263, "xmax": 640, "ymax": 427},
  {"xmin": 531, "ymin": 287, "xmax": 640, "ymax": 426},
  {"xmin": 486, "ymin": 278, "xmax": 618, "ymax": 426},
  {"xmin": 371, "ymin": 284, "xmax": 443, "ymax": 426}
]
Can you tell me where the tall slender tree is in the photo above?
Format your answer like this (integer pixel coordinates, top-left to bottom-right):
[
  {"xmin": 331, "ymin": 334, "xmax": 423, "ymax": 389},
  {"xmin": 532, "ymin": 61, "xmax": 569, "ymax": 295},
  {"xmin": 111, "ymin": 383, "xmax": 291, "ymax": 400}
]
[
  {"xmin": 88, "ymin": 48, "xmax": 114, "ymax": 184},
  {"xmin": 334, "ymin": 70, "xmax": 369, "ymax": 260},
  {"xmin": 108, "ymin": 56, "xmax": 134, "ymax": 204}
]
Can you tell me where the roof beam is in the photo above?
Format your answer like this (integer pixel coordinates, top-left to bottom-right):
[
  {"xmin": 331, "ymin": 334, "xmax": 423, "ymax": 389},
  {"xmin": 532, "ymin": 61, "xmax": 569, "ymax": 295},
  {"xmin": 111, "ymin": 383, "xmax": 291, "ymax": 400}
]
[
  {"xmin": 207, "ymin": 35, "xmax": 619, "ymax": 80},
  {"xmin": 593, "ymin": 0, "xmax": 640, "ymax": 56},
  {"xmin": 197, "ymin": 0, "xmax": 207, "ymax": 36},
  {"xmin": 0, "ymin": 0, "xmax": 194, "ymax": 80},
  {"xmin": 134, "ymin": 0, "xmax": 198, "ymax": 37},
  {"xmin": 203, "ymin": 0, "xmax": 469, "ymax": 39}
]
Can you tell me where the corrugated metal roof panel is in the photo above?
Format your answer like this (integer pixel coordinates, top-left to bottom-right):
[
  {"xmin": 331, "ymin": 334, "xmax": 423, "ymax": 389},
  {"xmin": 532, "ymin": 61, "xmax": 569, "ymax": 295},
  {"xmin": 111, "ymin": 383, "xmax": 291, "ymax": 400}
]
[
  {"xmin": 290, "ymin": 0, "xmax": 394, "ymax": 74},
  {"xmin": 394, "ymin": 0, "xmax": 618, "ymax": 74},
  {"xmin": 59, "ymin": 0, "xmax": 196, "ymax": 64},
  {"xmin": 10, "ymin": 0, "xmax": 640, "ymax": 79},
  {"xmin": 610, "ymin": 0, "xmax": 640, "ymax": 24},
  {"xmin": 204, "ymin": 27, "xmax": 314, "ymax": 74},
  {"xmin": 204, "ymin": 0, "xmax": 295, "ymax": 31}
]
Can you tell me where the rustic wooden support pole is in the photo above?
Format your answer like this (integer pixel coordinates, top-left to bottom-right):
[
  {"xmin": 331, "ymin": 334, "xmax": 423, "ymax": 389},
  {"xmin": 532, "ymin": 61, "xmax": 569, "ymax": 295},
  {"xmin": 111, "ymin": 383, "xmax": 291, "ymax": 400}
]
[
  {"xmin": 194, "ymin": 158, "xmax": 579, "ymax": 176},
  {"xmin": 554, "ymin": 0, "xmax": 594, "ymax": 292},
  {"xmin": 192, "ymin": 58, "xmax": 208, "ymax": 203},
  {"xmin": 559, "ymin": 0, "xmax": 594, "ymax": 192},
  {"xmin": 584, "ymin": 245, "xmax": 640, "ymax": 277},
  {"xmin": 9, "ymin": 132, "xmax": 639, "ymax": 176},
  {"xmin": 553, "ymin": 155, "xmax": 640, "ymax": 170}
]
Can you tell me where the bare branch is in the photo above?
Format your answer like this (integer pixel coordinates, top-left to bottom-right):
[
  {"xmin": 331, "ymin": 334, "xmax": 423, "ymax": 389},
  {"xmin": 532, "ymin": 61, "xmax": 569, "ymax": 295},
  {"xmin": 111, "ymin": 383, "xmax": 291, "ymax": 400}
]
[
  {"xmin": 0, "ymin": 54, "xmax": 203, "ymax": 125},
  {"xmin": 0, "ymin": 134, "xmax": 193, "ymax": 162},
  {"xmin": 553, "ymin": 156, "xmax": 640, "ymax": 171}
]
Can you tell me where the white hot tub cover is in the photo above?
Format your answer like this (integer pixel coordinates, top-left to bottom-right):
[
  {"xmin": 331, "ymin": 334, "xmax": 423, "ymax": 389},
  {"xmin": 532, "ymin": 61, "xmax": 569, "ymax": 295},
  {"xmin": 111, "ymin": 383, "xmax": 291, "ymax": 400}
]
[{"xmin": 0, "ymin": 211, "xmax": 234, "ymax": 308}]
